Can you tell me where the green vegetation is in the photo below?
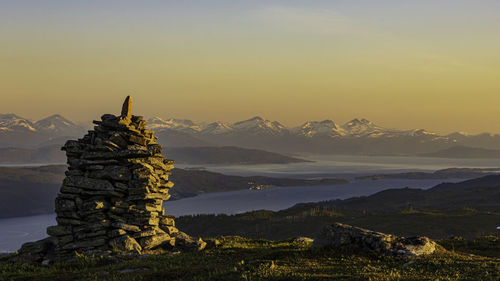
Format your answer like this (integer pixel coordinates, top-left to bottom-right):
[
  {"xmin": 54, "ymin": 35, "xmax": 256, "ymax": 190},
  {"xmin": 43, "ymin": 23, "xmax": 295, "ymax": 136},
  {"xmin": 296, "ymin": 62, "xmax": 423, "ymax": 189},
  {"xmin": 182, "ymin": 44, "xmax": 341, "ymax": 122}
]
[
  {"xmin": 170, "ymin": 168, "xmax": 347, "ymax": 199},
  {"xmin": 0, "ymin": 165, "xmax": 65, "ymax": 218},
  {"xmin": 176, "ymin": 176, "xmax": 500, "ymax": 240},
  {"xmin": 1, "ymin": 236, "xmax": 498, "ymax": 281},
  {"xmin": 439, "ymin": 236, "xmax": 500, "ymax": 258},
  {"xmin": 177, "ymin": 208, "xmax": 500, "ymax": 241}
]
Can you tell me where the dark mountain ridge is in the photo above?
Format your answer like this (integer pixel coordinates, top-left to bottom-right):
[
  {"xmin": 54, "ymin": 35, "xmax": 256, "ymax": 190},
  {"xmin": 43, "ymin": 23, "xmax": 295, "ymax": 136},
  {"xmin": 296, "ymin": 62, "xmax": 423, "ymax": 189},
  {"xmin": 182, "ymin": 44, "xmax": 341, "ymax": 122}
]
[
  {"xmin": 420, "ymin": 145, "xmax": 500, "ymax": 158},
  {"xmin": 0, "ymin": 145, "xmax": 308, "ymax": 165}
]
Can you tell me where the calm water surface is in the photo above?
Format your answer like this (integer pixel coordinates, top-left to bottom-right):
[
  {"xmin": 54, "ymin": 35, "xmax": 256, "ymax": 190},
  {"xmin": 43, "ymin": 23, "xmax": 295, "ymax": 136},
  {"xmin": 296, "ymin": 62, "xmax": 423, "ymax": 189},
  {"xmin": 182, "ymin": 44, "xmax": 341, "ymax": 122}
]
[
  {"xmin": 1, "ymin": 154, "xmax": 495, "ymax": 252},
  {"xmin": 0, "ymin": 178, "xmax": 462, "ymax": 252}
]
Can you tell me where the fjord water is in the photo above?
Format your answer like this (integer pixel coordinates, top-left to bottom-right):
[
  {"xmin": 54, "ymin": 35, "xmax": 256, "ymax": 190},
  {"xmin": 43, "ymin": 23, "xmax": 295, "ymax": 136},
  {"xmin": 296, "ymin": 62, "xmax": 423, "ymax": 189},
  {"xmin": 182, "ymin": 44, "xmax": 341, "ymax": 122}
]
[
  {"xmin": 1, "ymin": 154, "xmax": 497, "ymax": 252},
  {"xmin": 0, "ymin": 178, "xmax": 463, "ymax": 252}
]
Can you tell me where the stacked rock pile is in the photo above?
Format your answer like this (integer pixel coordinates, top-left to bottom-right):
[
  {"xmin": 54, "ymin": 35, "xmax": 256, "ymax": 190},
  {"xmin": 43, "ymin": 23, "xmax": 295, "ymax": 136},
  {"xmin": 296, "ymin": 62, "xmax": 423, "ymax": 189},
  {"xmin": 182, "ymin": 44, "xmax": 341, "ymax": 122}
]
[{"xmin": 11, "ymin": 96, "xmax": 205, "ymax": 264}]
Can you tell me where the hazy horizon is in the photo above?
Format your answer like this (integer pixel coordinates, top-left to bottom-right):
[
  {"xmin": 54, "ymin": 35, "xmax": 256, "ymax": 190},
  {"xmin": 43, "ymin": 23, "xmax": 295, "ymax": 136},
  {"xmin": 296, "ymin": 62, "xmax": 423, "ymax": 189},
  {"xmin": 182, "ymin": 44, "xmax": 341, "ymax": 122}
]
[
  {"xmin": 2, "ymin": 109, "xmax": 500, "ymax": 136},
  {"xmin": 2, "ymin": 1, "xmax": 500, "ymax": 134}
]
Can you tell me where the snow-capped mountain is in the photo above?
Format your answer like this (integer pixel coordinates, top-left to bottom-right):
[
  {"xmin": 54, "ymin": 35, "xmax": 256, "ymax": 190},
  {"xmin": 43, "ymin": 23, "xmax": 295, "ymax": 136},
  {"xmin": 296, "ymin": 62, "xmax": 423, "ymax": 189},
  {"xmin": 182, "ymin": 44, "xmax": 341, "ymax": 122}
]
[
  {"xmin": 294, "ymin": 120, "xmax": 346, "ymax": 138},
  {"xmin": 2, "ymin": 113, "xmax": 498, "ymax": 155},
  {"xmin": 147, "ymin": 116, "xmax": 287, "ymax": 136},
  {"xmin": 293, "ymin": 118, "xmax": 441, "ymax": 139},
  {"xmin": 147, "ymin": 117, "xmax": 203, "ymax": 134},
  {"xmin": 34, "ymin": 114, "xmax": 80, "ymax": 134},
  {"xmin": 230, "ymin": 116, "xmax": 287, "ymax": 136},
  {"xmin": 200, "ymin": 122, "xmax": 233, "ymax": 135},
  {"xmin": 0, "ymin": 114, "xmax": 36, "ymax": 132},
  {"xmin": 145, "ymin": 116, "xmax": 452, "ymax": 140},
  {"xmin": 341, "ymin": 118, "xmax": 385, "ymax": 137},
  {"xmin": 0, "ymin": 113, "xmax": 85, "ymax": 147}
]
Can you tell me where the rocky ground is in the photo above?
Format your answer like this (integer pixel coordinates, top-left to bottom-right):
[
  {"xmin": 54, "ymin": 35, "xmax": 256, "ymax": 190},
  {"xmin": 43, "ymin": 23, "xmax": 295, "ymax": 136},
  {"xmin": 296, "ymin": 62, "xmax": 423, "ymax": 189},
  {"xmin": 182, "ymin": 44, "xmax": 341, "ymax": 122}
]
[{"xmin": 1, "ymin": 235, "xmax": 498, "ymax": 281}]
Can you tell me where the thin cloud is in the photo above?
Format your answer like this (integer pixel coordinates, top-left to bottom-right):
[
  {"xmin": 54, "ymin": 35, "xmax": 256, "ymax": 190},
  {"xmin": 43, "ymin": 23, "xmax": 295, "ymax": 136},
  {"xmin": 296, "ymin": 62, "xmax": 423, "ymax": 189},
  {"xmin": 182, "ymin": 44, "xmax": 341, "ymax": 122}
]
[{"xmin": 251, "ymin": 5, "xmax": 352, "ymax": 34}]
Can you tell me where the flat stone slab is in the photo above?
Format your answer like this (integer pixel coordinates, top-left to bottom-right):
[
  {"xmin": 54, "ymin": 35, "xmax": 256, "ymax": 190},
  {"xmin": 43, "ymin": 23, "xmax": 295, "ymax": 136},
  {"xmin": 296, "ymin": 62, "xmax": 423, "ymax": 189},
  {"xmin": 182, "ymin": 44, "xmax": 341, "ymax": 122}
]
[{"xmin": 63, "ymin": 176, "xmax": 114, "ymax": 191}]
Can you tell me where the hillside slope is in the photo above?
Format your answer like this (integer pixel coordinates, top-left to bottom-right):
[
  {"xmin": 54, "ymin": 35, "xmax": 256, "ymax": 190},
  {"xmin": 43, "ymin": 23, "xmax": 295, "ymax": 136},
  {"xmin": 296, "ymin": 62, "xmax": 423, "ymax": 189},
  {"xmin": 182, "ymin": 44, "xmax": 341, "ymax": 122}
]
[
  {"xmin": 0, "ymin": 165, "xmax": 346, "ymax": 218},
  {"xmin": 177, "ymin": 175, "xmax": 500, "ymax": 240}
]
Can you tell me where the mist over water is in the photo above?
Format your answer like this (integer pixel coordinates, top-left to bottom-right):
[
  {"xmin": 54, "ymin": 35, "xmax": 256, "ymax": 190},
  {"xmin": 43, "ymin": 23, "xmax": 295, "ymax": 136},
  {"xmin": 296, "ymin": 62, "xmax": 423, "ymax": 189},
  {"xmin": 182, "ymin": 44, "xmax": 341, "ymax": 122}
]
[{"xmin": 178, "ymin": 154, "xmax": 500, "ymax": 178}]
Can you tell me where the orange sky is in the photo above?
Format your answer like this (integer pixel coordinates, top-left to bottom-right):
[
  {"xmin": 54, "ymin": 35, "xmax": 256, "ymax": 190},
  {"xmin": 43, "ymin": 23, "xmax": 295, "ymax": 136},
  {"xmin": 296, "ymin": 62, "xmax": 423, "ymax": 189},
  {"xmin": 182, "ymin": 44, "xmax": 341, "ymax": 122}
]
[{"xmin": 1, "ymin": 1, "xmax": 499, "ymax": 134}]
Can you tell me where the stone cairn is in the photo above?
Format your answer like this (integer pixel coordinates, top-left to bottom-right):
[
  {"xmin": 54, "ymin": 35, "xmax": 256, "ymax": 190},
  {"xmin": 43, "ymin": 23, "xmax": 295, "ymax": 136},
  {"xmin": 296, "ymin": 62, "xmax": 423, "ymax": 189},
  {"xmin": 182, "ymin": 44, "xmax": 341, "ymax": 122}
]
[{"xmin": 12, "ymin": 96, "xmax": 205, "ymax": 264}]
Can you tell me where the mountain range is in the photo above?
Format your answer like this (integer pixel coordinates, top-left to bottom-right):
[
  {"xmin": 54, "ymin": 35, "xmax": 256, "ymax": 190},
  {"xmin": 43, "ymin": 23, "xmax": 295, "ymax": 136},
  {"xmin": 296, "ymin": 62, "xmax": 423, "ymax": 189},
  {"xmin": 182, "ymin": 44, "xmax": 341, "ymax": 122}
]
[
  {"xmin": 146, "ymin": 116, "xmax": 440, "ymax": 139},
  {"xmin": 2, "ymin": 113, "xmax": 500, "ymax": 155},
  {"xmin": 0, "ymin": 114, "xmax": 86, "ymax": 148}
]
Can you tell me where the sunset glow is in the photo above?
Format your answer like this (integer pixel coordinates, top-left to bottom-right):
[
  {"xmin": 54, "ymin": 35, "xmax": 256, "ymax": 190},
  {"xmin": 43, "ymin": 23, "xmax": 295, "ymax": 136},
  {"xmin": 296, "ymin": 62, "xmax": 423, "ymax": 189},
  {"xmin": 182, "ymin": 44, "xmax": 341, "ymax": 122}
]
[{"xmin": 1, "ymin": 0, "xmax": 499, "ymax": 133}]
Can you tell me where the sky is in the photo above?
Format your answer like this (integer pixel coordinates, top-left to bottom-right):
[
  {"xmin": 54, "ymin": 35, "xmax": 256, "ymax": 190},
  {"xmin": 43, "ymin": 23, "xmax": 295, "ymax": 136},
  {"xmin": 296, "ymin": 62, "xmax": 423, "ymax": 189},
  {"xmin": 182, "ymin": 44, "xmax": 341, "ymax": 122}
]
[{"xmin": 1, "ymin": 0, "xmax": 499, "ymax": 134}]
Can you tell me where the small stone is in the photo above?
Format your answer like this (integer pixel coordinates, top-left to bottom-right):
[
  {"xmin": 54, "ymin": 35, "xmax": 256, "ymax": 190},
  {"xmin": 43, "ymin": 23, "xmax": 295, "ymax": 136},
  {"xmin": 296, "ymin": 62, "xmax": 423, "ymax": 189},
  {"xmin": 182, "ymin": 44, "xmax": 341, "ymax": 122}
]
[
  {"xmin": 112, "ymin": 222, "xmax": 141, "ymax": 233},
  {"xmin": 73, "ymin": 220, "xmax": 110, "ymax": 233},
  {"xmin": 292, "ymin": 237, "xmax": 314, "ymax": 245},
  {"xmin": 54, "ymin": 235, "xmax": 74, "ymax": 245},
  {"xmin": 11, "ymin": 238, "xmax": 55, "ymax": 264},
  {"xmin": 82, "ymin": 199, "xmax": 108, "ymax": 212},
  {"xmin": 121, "ymin": 96, "xmax": 132, "ymax": 120},
  {"xmin": 74, "ymin": 230, "xmax": 107, "ymax": 240},
  {"xmin": 55, "ymin": 198, "xmax": 76, "ymax": 212},
  {"xmin": 160, "ymin": 225, "xmax": 178, "ymax": 235},
  {"xmin": 128, "ymin": 134, "xmax": 149, "ymax": 146},
  {"xmin": 139, "ymin": 234, "xmax": 171, "ymax": 250},
  {"xmin": 109, "ymin": 235, "xmax": 142, "ymax": 253},
  {"xmin": 56, "ymin": 217, "xmax": 82, "ymax": 225},
  {"xmin": 86, "ymin": 165, "xmax": 105, "ymax": 170},
  {"xmin": 132, "ymin": 229, "xmax": 156, "ymax": 238},
  {"xmin": 62, "ymin": 237, "xmax": 107, "ymax": 250},
  {"xmin": 109, "ymin": 133, "xmax": 128, "ymax": 148},
  {"xmin": 108, "ymin": 229, "xmax": 127, "ymax": 238},
  {"xmin": 46, "ymin": 225, "xmax": 72, "ymax": 237},
  {"xmin": 89, "ymin": 165, "xmax": 131, "ymax": 181},
  {"xmin": 65, "ymin": 169, "xmax": 84, "ymax": 176},
  {"xmin": 204, "ymin": 238, "xmax": 221, "ymax": 249},
  {"xmin": 170, "ymin": 232, "xmax": 206, "ymax": 252},
  {"xmin": 63, "ymin": 176, "xmax": 114, "ymax": 191}
]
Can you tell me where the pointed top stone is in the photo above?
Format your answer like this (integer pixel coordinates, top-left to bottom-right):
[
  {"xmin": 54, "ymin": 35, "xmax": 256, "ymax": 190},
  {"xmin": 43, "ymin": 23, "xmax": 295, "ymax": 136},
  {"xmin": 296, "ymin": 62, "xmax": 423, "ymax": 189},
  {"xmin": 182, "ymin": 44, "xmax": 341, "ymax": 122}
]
[{"xmin": 121, "ymin": 96, "xmax": 132, "ymax": 119}]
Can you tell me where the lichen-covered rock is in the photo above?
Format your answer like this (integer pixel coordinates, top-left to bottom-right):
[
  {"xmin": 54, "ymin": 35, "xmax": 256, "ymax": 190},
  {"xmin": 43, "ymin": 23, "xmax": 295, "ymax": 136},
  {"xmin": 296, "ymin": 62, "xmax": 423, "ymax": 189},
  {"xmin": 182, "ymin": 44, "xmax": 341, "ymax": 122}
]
[
  {"xmin": 110, "ymin": 235, "xmax": 142, "ymax": 253},
  {"xmin": 7, "ymin": 96, "xmax": 204, "ymax": 265},
  {"xmin": 313, "ymin": 223, "xmax": 437, "ymax": 258},
  {"xmin": 170, "ymin": 232, "xmax": 207, "ymax": 252},
  {"xmin": 9, "ymin": 238, "xmax": 55, "ymax": 264},
  {"xmin": 139, "ymin": 233, "xmax": 173, "ymax": 250}
]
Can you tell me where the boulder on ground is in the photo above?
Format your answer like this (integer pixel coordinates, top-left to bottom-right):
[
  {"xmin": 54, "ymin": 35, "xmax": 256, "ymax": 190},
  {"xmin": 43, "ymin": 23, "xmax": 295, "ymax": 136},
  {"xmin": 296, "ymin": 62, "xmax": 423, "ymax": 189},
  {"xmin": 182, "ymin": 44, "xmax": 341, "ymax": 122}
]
[
  {"xmin": 168, "ymin": 232, "xmax": 206, "ymax": 252},
  {"xmin": 313, "ymin": 222, "xmax": 437, "ymax": 258},
  {"xmin": 9, "ymin": 237, "xmax": 55, "ymax": 265},
  {"xmin": 110, "ymin": 235, "xmax": 142, "ymax": 254}
]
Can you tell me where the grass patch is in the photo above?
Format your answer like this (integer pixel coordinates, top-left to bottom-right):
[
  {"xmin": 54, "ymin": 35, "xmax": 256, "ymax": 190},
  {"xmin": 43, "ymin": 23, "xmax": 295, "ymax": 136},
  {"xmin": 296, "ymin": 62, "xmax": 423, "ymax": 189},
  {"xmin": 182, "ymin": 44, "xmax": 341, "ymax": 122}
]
[
  {"xmin": 439, "ymin": 236, "xmax": 500, "ymax": 258},
  {"xmin": 1, "ymin": 237, "xmax": 498, "ymax": 281}
]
